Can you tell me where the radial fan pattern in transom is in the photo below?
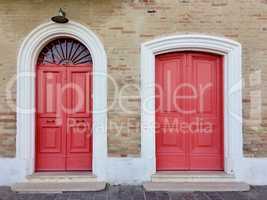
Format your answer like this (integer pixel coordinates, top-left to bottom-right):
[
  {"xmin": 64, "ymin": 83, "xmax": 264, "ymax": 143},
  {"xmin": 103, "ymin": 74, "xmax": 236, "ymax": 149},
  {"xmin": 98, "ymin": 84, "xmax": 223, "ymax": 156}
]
[{"xmin": 37, "ymin": 38, "xmax": 92, "ymax": 65}]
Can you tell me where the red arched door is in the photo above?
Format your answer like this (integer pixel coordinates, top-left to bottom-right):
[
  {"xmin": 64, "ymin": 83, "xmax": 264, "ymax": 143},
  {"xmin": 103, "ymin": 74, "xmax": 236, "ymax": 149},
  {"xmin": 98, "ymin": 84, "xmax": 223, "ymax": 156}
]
[
  {"xmin": 36, "ymin": 38, "xmax": 92, "ymax": 171},
  {"xmin": 156, "ymin": 52, "xmax": 224, "ymax": 171}
]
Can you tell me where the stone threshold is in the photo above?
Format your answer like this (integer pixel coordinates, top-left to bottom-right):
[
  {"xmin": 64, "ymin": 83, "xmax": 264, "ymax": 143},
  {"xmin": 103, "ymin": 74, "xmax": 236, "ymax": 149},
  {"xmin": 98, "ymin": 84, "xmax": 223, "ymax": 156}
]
[
  {"xmin": 144, "ymin": 171, "xmax": 250, "ymax": 192},
  {"xmin": 12, "ymin": 182, "xmax": 106, "ymax": 193},
  {"xmin": 12, "ymin": 172, "xmax": 106, "ymax": 193},
  {"xmin": 151, "ymin": 171, "xmax": 236, "ymax": 182}
]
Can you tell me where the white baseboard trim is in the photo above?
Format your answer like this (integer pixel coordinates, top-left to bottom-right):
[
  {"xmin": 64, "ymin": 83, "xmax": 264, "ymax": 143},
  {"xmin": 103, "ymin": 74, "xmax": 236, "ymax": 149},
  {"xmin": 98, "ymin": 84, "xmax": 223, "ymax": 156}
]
[
  {"xmin": 1, "ymin": 157, "xmax": 267, "ymax": 185},
  {"xmin": 0, "ymin": 158, "xmax": 25, "ymax": 185},
  {"xmin": 235, "ymin": 158, "xmax": 267, "ymax": 185}
]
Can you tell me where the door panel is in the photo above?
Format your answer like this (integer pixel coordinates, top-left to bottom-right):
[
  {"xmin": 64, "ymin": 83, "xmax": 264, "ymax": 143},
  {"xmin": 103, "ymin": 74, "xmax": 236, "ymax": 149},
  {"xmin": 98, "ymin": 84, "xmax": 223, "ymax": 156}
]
[
  {"xmin": 36, "ymin": 118, "xmax": 65, "ymax": 170},
  {"xmin": 66, "ymin": 66, "xmax": 92, "ymax": 170},
  {"xmin": 66, "ymin": 117, "xmax": 92, "ymax": 170},
  {"xmin": 36, "ymin": 66, "xmax": 66, "ymax": 171},
  {"xmin": 156, "ymin": 53, "xmax": 188, "ymax": 170},
  {"xmin": 37, "ymin": 67, "xmax": 65, "ymax": 118},
  {"xmin": 188, "ymin": 54, "xmax": 223, "ymax": 170},
  {"xmin": 156, "ymin": 52, "xmax": 223, "ymax": 171},
  {"xmin": 67, "ymin": 67, "xmax": 91, "ymax": 118},
  {"xmin": 36, "ymin": 117, "xmax": 66, "ymax": 170},
  {"xmin": 38, "ymin": 118, "xmax": 63, "ymax": 153},
  {"xmin": 67, "ymin": 118, "xmax": 91, "ymax": 153}
]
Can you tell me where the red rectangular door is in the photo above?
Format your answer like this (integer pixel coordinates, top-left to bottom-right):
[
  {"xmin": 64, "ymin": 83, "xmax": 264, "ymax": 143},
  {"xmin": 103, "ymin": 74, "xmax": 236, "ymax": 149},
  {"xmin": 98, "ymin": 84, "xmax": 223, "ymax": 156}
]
[
  {"xmin": 36, "ymin": 64, "xmax": 92, "ymax": 171},
  {"xmin": 156, "ymin": 52, "xmax": 224, "ymax": 171}
]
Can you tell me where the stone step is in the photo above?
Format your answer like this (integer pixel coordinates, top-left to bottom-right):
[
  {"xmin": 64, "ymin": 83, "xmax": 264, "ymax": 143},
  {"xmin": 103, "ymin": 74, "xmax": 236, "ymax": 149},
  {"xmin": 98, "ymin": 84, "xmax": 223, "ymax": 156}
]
[
  {"xmin": 151, "ymin": 171, "xmax": 236, "ymax": 182},
  {"xmin": 11, "ymin": 182, "xmax": 106, "ymax": 193},
  {"xmin": 143, "ymin": 182, "xmax": 250, "ymax": 192},
  {"xmin": 26, "ymin": 172, "xmax": 97, "ymax": 183}
]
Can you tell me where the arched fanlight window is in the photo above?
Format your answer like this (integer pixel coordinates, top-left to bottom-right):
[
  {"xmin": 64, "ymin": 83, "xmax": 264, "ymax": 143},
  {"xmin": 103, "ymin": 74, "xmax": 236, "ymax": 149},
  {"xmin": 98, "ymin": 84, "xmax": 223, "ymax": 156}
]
[{"xmin": 37, "ymin": 38, "xmax": 92, "ymax": 65}]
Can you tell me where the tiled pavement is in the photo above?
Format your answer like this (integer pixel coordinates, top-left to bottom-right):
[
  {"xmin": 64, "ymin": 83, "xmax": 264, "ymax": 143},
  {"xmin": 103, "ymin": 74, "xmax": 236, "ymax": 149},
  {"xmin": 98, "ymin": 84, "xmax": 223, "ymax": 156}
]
[{"xmin": 1, "ymin": 185, "xmax": 267, "ymax": 200}]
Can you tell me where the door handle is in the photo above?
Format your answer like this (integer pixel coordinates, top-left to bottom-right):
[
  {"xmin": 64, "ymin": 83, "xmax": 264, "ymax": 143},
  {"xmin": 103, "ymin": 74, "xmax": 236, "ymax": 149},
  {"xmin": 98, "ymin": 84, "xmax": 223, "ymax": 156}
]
[
  {"xmin": 76, "ymin": 120, "xmax": 85, "ymax": 123},
  {"xmin": 46, "ymin": 119, "xmax": 55, "ymax": 123}
]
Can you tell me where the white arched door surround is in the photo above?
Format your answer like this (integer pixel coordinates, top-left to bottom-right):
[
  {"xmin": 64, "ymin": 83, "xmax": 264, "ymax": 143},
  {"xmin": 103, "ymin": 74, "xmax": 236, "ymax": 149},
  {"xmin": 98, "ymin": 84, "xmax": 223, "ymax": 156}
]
[
  {"xmin": 17, "ymin": 21, "xmax": 107, "ymax": 179},
  {"xmin": 140, "ymin": 34, "xmax": 242, "ymax": 177}
]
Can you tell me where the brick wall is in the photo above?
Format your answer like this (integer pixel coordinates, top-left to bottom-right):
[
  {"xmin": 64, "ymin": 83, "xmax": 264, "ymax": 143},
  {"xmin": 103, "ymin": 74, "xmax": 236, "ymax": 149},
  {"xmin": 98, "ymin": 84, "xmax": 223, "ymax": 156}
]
[{"xmin": 0, "ymin": 0, "xmax": 266, "ymax": 157}]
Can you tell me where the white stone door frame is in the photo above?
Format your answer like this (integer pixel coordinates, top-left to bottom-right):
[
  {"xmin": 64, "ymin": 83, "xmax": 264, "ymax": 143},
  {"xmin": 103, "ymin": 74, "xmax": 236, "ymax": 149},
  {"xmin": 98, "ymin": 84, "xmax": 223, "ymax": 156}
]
[
  {"xmin": 16, "ymin": 21, "xmax": 107, "ymax": 179},
  {"xmin": 140, "ymin": 34, "xmax": 243, "ymax": 177}
]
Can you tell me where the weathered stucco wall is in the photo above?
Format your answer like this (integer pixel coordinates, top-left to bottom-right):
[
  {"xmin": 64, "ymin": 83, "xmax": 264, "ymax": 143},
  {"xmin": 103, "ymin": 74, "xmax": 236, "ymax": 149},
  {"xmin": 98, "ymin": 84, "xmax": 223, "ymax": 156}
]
[{"xmin": 0, "ymin": 0, "xmax": 267, "ymax": 157}]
